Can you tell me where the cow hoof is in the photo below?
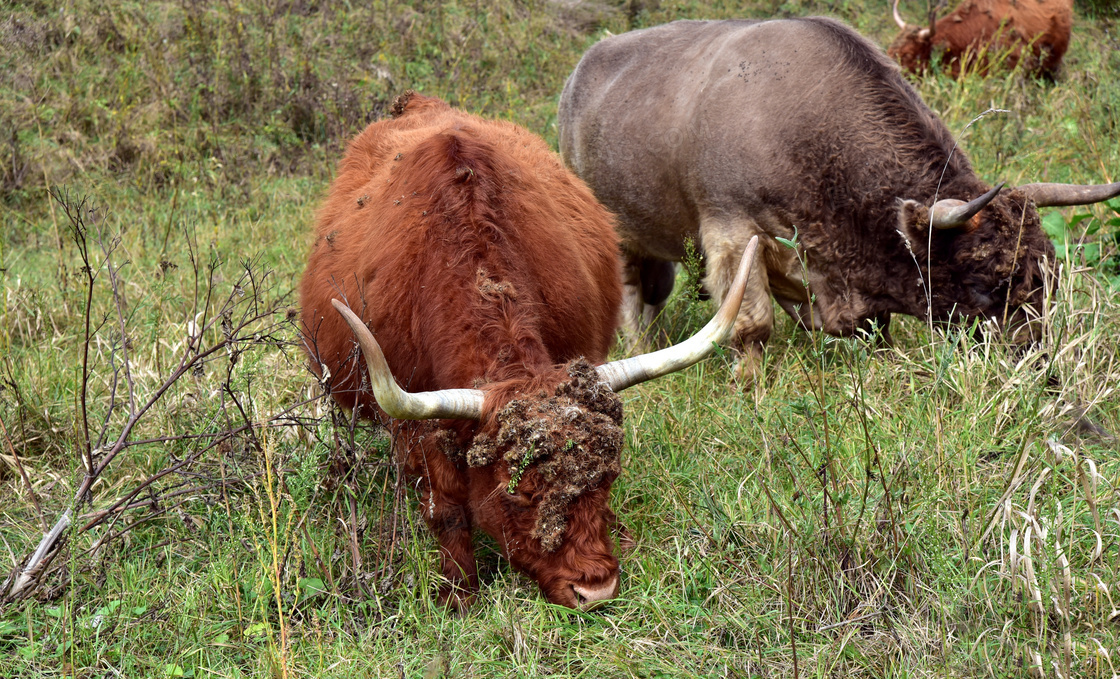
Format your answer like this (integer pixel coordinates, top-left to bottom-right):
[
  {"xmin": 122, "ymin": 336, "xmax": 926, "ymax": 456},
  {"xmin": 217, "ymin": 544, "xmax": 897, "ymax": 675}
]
[
  {"xmin": 437, "ymin": 586, "xmax": 476, "ymax": 613},
  {"xmin": 731, "ymin": 346, "xmax": 765, "ymax": 387},
  {"xmin": 614, "ymin": 522, "xmax": 637, "ymax": 553}
]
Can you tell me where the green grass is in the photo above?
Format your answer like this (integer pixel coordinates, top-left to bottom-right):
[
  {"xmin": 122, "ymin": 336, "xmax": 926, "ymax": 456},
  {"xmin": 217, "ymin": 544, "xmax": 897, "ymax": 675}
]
[{"xmin": 2, "ymin": 1, "xmax": 1119, "ymax": 677}]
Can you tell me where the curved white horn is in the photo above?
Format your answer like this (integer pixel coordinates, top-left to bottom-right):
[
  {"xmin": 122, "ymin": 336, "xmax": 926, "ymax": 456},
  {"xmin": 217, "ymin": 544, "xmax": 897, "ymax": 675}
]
[
  {"xmin": 930, "ymin": 183, "xmax": 1004, "ymax": 229},
  {"xmin": 332, "ymin": 299, "xmax": 485, "ymax": 420},
  {"xmin": 597, "ymin": 235, "xmax": 760, "ymax": 392},
  {"xmin": 1017, "ymin": 180, "xmax": 1120, "ymax": 207},
  {"xmin": 892, "ymin": 0, "xmax": 910, "ymax": 30}
]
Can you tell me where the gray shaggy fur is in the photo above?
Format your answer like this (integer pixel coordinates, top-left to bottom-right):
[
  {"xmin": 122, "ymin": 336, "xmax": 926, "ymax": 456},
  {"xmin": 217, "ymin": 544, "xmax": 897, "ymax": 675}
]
[{"xmin": 559, "ymin": 17, "xmax": 1053, "ymax": 355}]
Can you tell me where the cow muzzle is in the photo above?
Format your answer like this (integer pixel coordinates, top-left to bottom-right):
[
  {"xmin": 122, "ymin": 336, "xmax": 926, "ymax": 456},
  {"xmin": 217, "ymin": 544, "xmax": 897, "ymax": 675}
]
[{"xmin": 570, "ymin": 575, "xmax": 620, "ymax": 611}]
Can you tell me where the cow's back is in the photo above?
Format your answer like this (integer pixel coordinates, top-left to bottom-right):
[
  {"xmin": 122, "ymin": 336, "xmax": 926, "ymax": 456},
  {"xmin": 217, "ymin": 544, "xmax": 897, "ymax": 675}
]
[
  {"xmin": 559, "ymin": 17, "xmax": 961, "ymax": 261},
  {"xmin": 302, "ymin": 95, "xmax": 621, "ymax": 414},
  {"xmin": 560, "ymin": 19, "xmax": 767, "ymax": 261}
]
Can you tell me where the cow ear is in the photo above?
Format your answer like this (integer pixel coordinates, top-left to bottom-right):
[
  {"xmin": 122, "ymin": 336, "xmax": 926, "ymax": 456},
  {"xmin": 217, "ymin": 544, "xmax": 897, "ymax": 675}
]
[{"xmin": 896, "ymin": 198, "xmax": 932, "ymax": 248}]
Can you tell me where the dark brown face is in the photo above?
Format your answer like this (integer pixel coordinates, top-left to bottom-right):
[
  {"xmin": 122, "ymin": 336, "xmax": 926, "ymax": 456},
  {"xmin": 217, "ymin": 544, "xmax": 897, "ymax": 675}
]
[
  {"xmin": 483, "ymin": 464, "xmax": 621, "ymax": 608},
  {"xmin": 467, "ymin": 360, "xmax": 624, "ymax": 609},
  {"xmin": 899, "ymin": 190, "xmax": 1055, "ymax": 340},
  {"xmin": 887, "ymin": 29, "xmax": 934, "ymax": 73}
]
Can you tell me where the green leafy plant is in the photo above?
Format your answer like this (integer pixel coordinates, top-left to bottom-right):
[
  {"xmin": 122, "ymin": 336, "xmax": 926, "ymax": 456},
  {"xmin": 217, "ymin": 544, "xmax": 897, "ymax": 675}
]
[{"xmin": 1041, "ymin": 197, "xmax": 1120, "ymax": 288}]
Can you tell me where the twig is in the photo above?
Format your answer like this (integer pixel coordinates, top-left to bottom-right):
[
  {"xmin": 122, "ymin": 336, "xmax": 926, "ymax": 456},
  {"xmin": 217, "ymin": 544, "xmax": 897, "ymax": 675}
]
[
  {"xmin": 0, "ymin": 416, "xmax": 46, "ymax": 531},
  {"xmin": 54, "ymin": 190, "xmax": 97, "ymax": 484},
  {"xmin": 846, "ymin": 344, "xmax": 877, "ymax": 543},
  {"xmin": 77, "ymin": 479, "xmax": 254, "ymax": 525},
  {"xmin": 301, "ymin": 522, "xmax": 339, "ymax": 597},
  {"xmin": 101, "ymin": 233, "xmax": 138, "ymax": 418},
  {"xmin": 82, "ymin": 497, "xmax": 205, "ymax": 558},
  {"xmin": 788, "ymin": 348, "xmax": 846, "ymax": 538},
  {"xmin": 773, "ymin": 408, "xmax": 842, "ymax": 536},
  {"xmin": 816, "ymin": 611, "xmax": 884, "ymax": 633},
  {"xmin": 348, "ymin": 491, "xmax": 368, "ymax": 599},
  {"xmin": 6, "ymin": 251, "xmax": 290, "ymax": 601},
  {"xmin": 787, "ymin": 528, "xmax": 799, "ymax": 679},
  {"xmin": 4, "ymin": 509, "xmax": 71, "ymax": 599}
]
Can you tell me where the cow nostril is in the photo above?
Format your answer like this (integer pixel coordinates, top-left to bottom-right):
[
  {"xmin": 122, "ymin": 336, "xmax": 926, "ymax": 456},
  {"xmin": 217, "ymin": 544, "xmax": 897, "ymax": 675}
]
[
  {"xmin": 570, "ymin": 575, "xmax": 620, "ymax": 611},
  {"xmin": 572, "ymin": 586, "xmax": 587, "ymax": 608}
]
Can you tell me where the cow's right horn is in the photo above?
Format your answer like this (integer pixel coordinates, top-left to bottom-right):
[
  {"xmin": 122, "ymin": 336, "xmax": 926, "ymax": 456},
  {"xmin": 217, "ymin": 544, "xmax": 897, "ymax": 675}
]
[
  {"xmin": 929, "ymin": 183, "xmax": 1004, "ymax": 229},
  {"xmin": 1016, "ymin": 180, "xmax": 1120, "ymax": 207},
  {"xmin": 596, "ymin": 236, "xmax": 759, "ymax": 393},
  {"xmin": 332, "ymin": 299, "xmax": 485, "ymax": 420}
]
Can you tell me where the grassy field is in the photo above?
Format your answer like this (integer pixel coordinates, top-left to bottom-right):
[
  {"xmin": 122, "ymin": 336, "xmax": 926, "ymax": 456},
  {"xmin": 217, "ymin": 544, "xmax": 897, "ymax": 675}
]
[{"xmin": 2, "ymin": 0, "xmax": 1119, "ymax": 676}]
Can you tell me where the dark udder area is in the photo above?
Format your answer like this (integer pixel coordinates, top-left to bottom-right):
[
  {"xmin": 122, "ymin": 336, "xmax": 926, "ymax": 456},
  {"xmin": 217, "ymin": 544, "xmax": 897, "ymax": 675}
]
[{"xmin": 466, "ymin": 360, "xmax": 623, "ymax": 551}]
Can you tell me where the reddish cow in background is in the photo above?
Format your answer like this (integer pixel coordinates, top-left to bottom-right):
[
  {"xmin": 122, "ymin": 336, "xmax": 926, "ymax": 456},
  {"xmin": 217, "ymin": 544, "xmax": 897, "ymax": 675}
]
[
  {"xmin": 300, "ymin": 92, "xmax": 757, "ymax": 610},
  {"xmin": 888, "ymin": 0, "xmax": 1072, "ymax": 78}
]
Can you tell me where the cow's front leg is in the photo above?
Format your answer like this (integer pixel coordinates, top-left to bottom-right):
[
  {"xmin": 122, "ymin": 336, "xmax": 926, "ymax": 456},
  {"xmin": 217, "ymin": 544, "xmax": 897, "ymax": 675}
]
[
  {"xmin": 400, "ymin": 425, "xmax": 477, "ymax": 610},
  {"xmin": 698, "ymin": 217, "xmax": 774, "ymax": 384},
  {"xmin": 605, "ymin": 506, "xmax": 636, "ymax": 553},
  {"xmin": 424, "ymin": 497, "xmax": 478, "ymax": 612}
]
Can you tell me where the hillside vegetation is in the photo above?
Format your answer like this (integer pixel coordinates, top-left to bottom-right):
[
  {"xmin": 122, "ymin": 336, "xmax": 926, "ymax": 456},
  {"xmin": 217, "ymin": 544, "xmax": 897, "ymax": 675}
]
[{"xmin": 1, "ymin": 0, "xmax": 1118, "ymax": 677}]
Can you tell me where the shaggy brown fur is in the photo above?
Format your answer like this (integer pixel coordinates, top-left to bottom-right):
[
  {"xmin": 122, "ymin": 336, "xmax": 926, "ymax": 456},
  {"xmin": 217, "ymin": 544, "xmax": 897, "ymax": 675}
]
[
  {"xmin": 300, "ymin": 93, "xmax": 624, "ymax": 609},
  {"xmin": 467, "ymin": 360, "xmax": 623, "ymax": 552},
  {"xmin": 558, "ymin": 17, "xmax": 1056, "ymax": 361},
  {"xmin": 888, "ymin": 0, "xmax": 1072, "ymax": 79}
]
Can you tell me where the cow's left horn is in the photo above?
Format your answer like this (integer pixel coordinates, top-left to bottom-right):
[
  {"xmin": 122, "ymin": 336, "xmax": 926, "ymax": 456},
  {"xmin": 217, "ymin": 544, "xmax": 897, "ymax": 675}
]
[
  {"xmin": 929, "ymin": 183, "xmax": 1004, "ymax": 229},
  {"xmin": 596, "ymin": 235, "xmax": 759, "ymax": 393},
  {"xmin": 1016, "ymin": 180, "xmax": 1120, "ymax": 207},
  {"xmin": 892, "ymin": 0, "xmax": 910, "ymax": 30},
  {"xmin": 332, "ymin": 299, "xmax": 485, "ymax": 420}
]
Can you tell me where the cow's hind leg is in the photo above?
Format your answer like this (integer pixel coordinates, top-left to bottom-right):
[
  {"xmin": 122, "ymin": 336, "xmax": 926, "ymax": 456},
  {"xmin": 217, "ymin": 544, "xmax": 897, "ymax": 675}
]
[{"xmin": 698, "ymin": 217, "xmax": 774, "ymax": 383}]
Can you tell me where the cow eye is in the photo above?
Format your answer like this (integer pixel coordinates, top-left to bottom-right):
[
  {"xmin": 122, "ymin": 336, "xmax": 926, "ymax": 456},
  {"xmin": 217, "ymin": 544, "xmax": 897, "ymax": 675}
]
[{"xmin": 505, "ymin": 490, "xmax": 535, "ymax": 508}]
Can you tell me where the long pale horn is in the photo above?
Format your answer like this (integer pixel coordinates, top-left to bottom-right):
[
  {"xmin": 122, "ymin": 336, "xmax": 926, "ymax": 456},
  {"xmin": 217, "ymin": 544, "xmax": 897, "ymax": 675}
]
[
  {"xmin": 596, "ymin": 235, "xmax": 760, "ymax": 393},
  {"xmin": 1016, "ymin": 180, "xmax": 1120, "ymax": 207},
  {"xmin": 893, "ymin": 0, "xmax": 910, "ymax": 30},
  {"xmin": 332, "ymin": 299, "xmax": 485, "ymax": 420},
  {"xmin": 930, "ymin": 183, "xmax": 1004, "ymax": 229}
]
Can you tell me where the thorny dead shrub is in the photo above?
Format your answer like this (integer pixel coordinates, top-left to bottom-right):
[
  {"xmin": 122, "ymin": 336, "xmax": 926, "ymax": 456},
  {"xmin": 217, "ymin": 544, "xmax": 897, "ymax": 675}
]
[{"xmin": 0, "ymin": 190, "xmax": 308, "ymax": 603}]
